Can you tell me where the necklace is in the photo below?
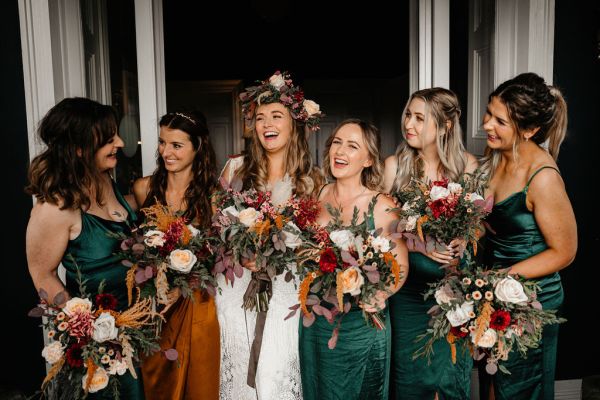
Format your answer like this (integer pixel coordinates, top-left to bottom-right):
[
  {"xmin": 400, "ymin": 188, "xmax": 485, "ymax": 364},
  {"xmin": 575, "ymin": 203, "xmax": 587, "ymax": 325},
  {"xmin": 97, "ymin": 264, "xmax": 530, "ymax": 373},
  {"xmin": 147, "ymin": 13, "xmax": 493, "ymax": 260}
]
[{"xmin": 332, "ymin": 184, "xmax": 367, "ymax": 210}]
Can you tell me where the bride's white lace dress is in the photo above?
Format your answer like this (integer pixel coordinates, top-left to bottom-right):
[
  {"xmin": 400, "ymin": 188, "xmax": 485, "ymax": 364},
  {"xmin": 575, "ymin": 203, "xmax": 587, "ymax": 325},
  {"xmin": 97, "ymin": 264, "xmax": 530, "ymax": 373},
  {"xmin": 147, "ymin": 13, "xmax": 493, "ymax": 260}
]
[{"xmin": 216, "ymin": 156, "xmax": 302, "ymax": 400}]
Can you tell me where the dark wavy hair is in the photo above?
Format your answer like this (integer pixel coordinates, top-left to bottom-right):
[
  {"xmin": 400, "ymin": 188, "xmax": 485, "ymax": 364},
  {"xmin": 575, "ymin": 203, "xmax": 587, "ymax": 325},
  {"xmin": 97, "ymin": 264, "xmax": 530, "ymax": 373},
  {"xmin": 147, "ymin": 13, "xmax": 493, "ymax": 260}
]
[
  {"xmin": 141, "ymin": 111, "xmax": 217, "ymax": 227},
  {"xmin": 26, "ymin": 97, "xmax": 118, "ymax": 210},
  {"xmin": 323, "ymin": 118, "xmax": 384, "ymax": 191}
]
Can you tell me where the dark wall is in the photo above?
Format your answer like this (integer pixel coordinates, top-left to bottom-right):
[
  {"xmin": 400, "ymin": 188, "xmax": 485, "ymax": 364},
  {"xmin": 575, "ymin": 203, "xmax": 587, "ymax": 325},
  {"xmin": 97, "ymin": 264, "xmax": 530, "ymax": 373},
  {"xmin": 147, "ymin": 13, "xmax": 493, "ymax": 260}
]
[
  {"xmin": 0, "ymin": 1, "xmax": 46, "ymax": 397},
  {"xmin": 553, "ymin": 0, "xmax": 600, "ymax": 380}
]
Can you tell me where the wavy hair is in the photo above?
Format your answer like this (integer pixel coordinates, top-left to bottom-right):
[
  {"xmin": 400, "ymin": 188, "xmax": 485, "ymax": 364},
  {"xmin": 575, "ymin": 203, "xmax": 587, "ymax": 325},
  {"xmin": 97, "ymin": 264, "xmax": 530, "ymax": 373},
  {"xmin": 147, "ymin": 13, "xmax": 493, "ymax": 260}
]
[
  {"xmin": 480, "ymin": 72, "xmax": 568, "ymax": 179},
  {"xmin": 236, "ymin": 107, "xmax": 323, "ymax": 197},
  {"xmin": 26, "ymin": 97, "xmax": 118, "ymax": 210},
  {"xmin": 323, "ymin": 119, "xmax": 384, "ymax": 191},
  {"xmin": 142, "ymin": 111, "xmax": 217, "ymax": 227},
  {"xmin": 392, "ymin": 87, "xmax": 467, "ymax": 192}
]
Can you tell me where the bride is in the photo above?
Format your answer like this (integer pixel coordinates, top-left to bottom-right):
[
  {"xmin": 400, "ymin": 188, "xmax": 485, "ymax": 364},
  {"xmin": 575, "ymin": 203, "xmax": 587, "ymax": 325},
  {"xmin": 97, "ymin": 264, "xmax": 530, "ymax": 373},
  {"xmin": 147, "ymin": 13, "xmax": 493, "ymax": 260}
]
[{"xmin": 216, "ymin": 71, "xmax": 324, "ymax": 400}]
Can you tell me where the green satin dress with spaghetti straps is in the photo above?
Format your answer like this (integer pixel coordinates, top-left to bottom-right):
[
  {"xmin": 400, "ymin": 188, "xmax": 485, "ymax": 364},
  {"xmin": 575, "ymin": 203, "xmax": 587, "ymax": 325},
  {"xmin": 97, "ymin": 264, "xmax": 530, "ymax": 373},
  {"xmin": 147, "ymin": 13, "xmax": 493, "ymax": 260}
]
[
  {"xmin": 61, "ymin": 182, "xmax": 145, "ymax": 399},
  {"xmin": 388, "ymin": 249, "xmax": 473, "ymax": 399},
  {"xmin": 299, "ymin": 194, "xmax": 391, "ymax": 400},
  {"xmin": 479, "ymin": 166, "xmax": 564, "ymax": 400}
]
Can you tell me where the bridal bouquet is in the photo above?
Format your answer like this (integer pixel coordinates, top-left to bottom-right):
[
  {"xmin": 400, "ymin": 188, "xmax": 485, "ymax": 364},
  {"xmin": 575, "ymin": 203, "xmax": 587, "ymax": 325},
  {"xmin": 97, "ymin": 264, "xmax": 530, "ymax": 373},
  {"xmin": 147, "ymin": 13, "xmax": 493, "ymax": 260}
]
[
  {"xmin": 414, "ymin": 263, "xmax": 564, "ymax": 374},
  {"xmin": 29, "ymin": 274, "xmax": 159, "ymax": 398},
  {"xmin": 290, "ymin": 201, "xmax": 403, "ymax": 349},
  {"xmin": 394, "ymin": 171, "xmax": 492, "ymax": 256},
  {"xmin": 118, "ymin": 204, "xmax": 217, "ymax": 310},
  {"xmin": 212, "ymin": 175, "xmax": 319, "ymax": 310}
]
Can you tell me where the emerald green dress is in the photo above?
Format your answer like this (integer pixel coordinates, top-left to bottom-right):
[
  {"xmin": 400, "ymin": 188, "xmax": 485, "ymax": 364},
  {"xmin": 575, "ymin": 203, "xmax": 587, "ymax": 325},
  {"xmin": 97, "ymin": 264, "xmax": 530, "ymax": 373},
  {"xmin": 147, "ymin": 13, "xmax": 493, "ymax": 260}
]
[
  {"xmin": 479, "ymin": 166, "xmax": 564, "ymax": 400},
  {"xmin": 388, "ymin": 252, "xmax": 472, "ymax": 399},
  {"xmin": 299, "ymin": 196, "xmax": 391, "ymax": 400},
  {"xmin": 62, "ymin": 184, "xmax": 145, "ymax": 399}
]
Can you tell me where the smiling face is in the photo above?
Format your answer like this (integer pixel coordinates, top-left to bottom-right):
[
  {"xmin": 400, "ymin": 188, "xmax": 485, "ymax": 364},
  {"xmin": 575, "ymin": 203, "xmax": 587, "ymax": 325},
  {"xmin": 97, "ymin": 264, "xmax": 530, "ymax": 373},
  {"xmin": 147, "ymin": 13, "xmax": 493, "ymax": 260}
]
[
  {"xmin": 94, "ymin": 133, "xmax": 124, "ymax": 172},
  {"xmin": 328, "ymin": 123, "xmax": 373, "ymax": 181},
  {"xmin": 482, "ymin": 96, "xmax": 518, "ymax": 151},
  {"xmin": 404, "ymin": 97, "xmax": 438, "ymax": 151},
  {"xmin": 254, "ymin": 102, "xmax": 293, "ymax": 154},
  {"xmin": 158, "ymin": 126, "xmax": 196, "ymax": 173}
]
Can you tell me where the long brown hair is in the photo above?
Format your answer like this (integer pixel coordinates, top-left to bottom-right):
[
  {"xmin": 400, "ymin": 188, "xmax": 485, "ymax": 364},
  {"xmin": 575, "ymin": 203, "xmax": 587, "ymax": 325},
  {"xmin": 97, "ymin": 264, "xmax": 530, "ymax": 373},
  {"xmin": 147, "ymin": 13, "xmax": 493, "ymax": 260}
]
[
  {"xmin": 142, "ymin": 111, "xmax": 217, "ymax": 227},
  {"xmin": 26, "ymin": 97, "xmax": 118, "ymax": 210}
]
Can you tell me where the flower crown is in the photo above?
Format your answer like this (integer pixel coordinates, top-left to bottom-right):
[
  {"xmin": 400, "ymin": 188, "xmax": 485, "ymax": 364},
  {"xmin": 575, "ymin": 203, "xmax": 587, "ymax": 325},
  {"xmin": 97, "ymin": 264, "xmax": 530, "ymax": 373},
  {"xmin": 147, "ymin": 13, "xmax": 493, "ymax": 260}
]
[{"xmin": 239, "ymin": 71, "xmax": 324, "ymax": 131}]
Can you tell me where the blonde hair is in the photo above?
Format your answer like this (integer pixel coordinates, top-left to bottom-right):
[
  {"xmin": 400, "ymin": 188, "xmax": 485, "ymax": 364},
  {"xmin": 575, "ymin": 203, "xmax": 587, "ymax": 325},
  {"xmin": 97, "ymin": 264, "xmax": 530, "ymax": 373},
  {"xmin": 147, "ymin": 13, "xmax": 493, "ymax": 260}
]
[
  {"xmin": 236, "ymin": 108, "xmax": 323, "ymax": 197},
  {"xmin": 323, "ymin": 119, "xmax": 384, "ymax": 191},
  {"xmin": 392, "ymin": 87, "xmax": 467, "ymax": 192},
  {"xmin": 480, "ymin": 73, "xmax": 568, "ymax": 179}
]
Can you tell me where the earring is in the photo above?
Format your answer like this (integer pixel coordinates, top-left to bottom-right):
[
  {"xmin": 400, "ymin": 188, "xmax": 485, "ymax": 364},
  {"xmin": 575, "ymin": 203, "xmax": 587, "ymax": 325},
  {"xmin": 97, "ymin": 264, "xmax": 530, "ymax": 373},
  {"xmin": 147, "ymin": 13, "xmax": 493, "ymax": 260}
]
[{"xmin": 525, "ymin": 137, "xmax": 529, "ymax": 142}]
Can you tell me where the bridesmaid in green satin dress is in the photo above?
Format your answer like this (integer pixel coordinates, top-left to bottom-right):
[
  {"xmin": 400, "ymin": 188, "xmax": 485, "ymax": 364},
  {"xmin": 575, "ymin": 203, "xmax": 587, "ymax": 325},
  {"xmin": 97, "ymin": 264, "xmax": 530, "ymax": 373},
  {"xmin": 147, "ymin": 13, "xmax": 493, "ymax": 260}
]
[
  {"xmin": 25, "ymin": 98, "xmax": 145, "ymax": 399},
  {"xmin": 478, "ymin": 72, "xmax": 577, "ymax": 400},
  {"xmin": 299, "ymin": 119, "xmax": 408, "ymax": 400},
  {"xmin": 383, "ymin": 88, "xmax": 479, "ymax": 399}
]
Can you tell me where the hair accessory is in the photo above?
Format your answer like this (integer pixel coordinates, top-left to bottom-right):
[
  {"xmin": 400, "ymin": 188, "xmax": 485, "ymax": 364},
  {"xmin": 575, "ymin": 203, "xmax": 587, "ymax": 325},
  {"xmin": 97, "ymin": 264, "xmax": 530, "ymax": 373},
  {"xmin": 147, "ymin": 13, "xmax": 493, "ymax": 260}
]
[
  {"xmin": 174, "ymin": 112, "xmax": 196, "ymax": 125},
  {"xmin": 239, "ymin": 71, "xmax": 324, "ymax": 131}
]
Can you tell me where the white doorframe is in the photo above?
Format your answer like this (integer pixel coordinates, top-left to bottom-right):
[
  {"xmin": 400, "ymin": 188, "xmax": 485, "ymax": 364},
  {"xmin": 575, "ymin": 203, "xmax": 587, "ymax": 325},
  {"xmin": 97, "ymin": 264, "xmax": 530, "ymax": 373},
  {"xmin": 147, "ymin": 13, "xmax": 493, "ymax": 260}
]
[
  {"xmin": 409, "ymin": 0, "xmax": 450, "ymax": 92},
  {"xmin": 134, "ymin": 0, "xmax": 166, "ymax": 176}
]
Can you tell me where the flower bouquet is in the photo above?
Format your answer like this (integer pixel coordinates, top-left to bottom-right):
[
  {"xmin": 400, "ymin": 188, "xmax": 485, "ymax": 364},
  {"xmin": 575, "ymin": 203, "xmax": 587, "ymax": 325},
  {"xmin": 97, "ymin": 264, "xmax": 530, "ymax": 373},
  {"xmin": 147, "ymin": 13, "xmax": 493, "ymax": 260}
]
[
  {"xmin": 118, "ymin": 204, "xmax": 217, "ymax": 313},
  {"xmin": 28, "ymin": 271, "xmax": 159, "ymax": 398},
  {"xmin": 290, "ymin": 201, "xmax": 403, "ymax": 349},
  {"xmin": 414, "ymin": 263, "xmax": 565, "ymax": 374},
  {"xmin": 212, "ymin": 174, "xmax": 319, "ymax": 311},
  {"xmin": 394, "ymin": 171, "xmax": 492, "ymax": 257}
]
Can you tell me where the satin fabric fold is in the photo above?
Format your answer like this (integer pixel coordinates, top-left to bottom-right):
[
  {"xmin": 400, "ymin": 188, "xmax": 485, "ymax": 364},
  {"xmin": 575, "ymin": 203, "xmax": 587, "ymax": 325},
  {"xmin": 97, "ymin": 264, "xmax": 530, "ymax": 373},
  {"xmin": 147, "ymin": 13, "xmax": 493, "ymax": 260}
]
[{"xmin": 142, "ymin": 290, "xmax": 220, "ymax": 400}]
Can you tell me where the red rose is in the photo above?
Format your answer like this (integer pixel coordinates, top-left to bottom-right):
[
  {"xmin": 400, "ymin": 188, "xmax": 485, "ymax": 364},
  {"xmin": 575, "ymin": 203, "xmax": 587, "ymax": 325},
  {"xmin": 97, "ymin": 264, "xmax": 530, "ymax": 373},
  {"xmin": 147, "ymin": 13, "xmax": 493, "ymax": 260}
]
[
  {"xmin": 432, "ymin": 178, "xmax": 448, "ymax": 188},
  {"xmin": 95, "ymin": 293, "xmax": 118, "ymax": 311},
  {"xmin": 490, "ymin": 310, "xmax": 511, "ymax": 331},
  {"xmin": 66, "ymin": 342, "xmax": 85, "ymax": 368},
  {"xmin": 319, "ymin": 248, "xmax": 337, "ymax": 273},
  {"xmin": 450, "ymin": 325, "xmax": 469, "ymax": 338}
]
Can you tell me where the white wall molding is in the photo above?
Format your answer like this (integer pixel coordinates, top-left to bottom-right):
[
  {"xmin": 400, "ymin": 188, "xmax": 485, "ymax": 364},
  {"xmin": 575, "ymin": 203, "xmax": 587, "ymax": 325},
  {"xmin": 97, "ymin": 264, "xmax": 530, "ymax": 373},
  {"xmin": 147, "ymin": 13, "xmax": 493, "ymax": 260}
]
[
  {"xmin": 410, "ymin": 0, "xmax": 450, "ymax": 92},
  {"xmin": 134, "ymin": 0, "xmax": 167, "ymax": 176}
]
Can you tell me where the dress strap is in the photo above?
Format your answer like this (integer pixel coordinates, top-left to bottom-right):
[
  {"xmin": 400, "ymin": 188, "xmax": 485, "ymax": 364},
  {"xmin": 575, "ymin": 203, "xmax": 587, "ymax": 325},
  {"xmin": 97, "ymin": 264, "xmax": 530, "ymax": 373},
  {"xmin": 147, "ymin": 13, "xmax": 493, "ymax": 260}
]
[
  {"xmin": 316, "ymin": 183, "xmax": 330, "ymax": 200},
  {"xmin": 524, "ymin": 166, "xmax": 560, "ymax": 192}
]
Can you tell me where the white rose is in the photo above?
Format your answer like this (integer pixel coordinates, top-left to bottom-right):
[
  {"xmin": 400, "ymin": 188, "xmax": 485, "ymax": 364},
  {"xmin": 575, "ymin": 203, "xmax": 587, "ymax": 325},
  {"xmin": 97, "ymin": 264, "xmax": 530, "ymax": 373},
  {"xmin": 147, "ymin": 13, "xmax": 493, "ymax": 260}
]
[
  {"xmin": 405, "ymin": 215, "xmax": 418, "ymax": 231},
  {"xmin": 468, "ymin": 193, "xmax": 484, "ymax": 202},
  {"xmin": 222, "ymin": 206, "xmax": 239, "ymax": 218},
  {"xmin": 269, "ymin": 73, "xmax": 286, "ymax": 89},
  {"xmin": 371, "ymin": 236, "xmax": 391, "ymax": 253},
  {"xmin": 303, "ymin": 99, "xmax": 321, "ymax": 116},
  {"xmin": 434, "ymin": 284, "xmax": 456, "ymax": 305},
  {"xmin": 471, "ymin": 328, "xmax": 498, "ymax": 348},
  {"xmin": 340, "ymin": 266, "xmax": 365, "ymax": 296},
  {"xmin": 494, "ymin": 276, "xmax": 528, "ymax": 304},
  {"xmin": 107, "ymin": 359, "xmax": 128, "ymax": 376},
  {"xmin": 82, "ymin": 367, "xmax": 109, "ymax": 393},
  {"xmin": 41, "ymin": 341, "xmax": 64, "ymax": 364},
  {"xmin": 446, "ymin": 301, "xmax": 474, "ymax": 327},
  {"xmin": 329, "ymin": 230, "xmax": 355, "ymax": 251},
  {"xmin": 92, "ymin": 312, "xmax": 119, "ymax": 343},
  {"xmin": 282, "ymin": 222, "xmax": 303, "ymax": 249},
  {"xmin": 429, "ymin": 185, "xmax": 450, "ymax": 201},
  {"xmin": 63, "ymin": 297, "xmax": 92, "ymax": 316},
  {"xmin": 144, "ymin": 230, "xmax": 165, "ymax": 247},
  {"xmin": 238, "ymin": 207, "xmax": 259, "ymax": 227},
  {"xmin": 187, "ymin": 224, "xmax": 200, "ymax": 237},
  {"xmin": 169, "ymin": 249, "xmax": 197, "ymax": 273},
  {"xmin": 447, "ymin": 182, "xmax": 463, "ymax": 194}
]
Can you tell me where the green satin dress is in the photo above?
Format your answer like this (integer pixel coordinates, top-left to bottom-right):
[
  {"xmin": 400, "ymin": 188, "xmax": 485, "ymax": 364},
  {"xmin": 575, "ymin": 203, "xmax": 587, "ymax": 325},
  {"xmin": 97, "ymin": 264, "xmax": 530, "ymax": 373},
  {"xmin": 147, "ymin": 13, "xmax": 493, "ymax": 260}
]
[
  {"xmin": 299, "ymin": 198, "xmax": 391, "ymax": 400},
  {"xmin": 388, "ymin": 252, "xmax": 472, "ymax": 399},
  {"xmin": 479, "ymin": 166, "xmax": 564, "ymax": 400},
  {"xmin": 62, "ymin": 184, "xmax": 145, "ymax": 399}
]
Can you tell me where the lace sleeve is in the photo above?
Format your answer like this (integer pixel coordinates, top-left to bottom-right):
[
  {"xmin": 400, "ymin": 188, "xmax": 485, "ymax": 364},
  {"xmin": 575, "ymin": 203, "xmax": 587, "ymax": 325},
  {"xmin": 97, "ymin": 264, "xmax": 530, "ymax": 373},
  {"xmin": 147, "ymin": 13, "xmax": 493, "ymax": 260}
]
[{"xmin": 220, "ymin": 156, "xmax": 244, "ymax": 184}]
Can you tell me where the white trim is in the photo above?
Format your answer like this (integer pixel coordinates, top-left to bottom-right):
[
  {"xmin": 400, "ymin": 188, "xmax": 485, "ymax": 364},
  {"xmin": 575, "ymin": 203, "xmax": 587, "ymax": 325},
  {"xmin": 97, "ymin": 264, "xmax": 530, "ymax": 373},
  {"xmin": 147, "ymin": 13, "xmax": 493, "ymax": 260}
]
[
  {"xmin": 50, "ymin": 0, "xmax": 86, "ymax": 99},
  {"xmin": 494, "ymin": 0, "xmax": 555, "ymax": 85},
  {"xmin": 18, "ymin": 0, "xmax": 56, "ymax": 162},
  {"xmin": 409, "ymin": 0, "xmax": 450, "ymax": 91},
  {"xmin": 134, "ymin": 0, "xmax": 166, "ymax": 176}
]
